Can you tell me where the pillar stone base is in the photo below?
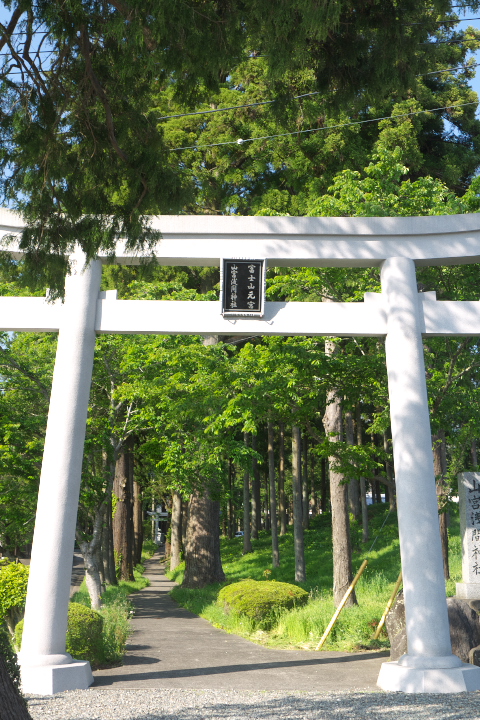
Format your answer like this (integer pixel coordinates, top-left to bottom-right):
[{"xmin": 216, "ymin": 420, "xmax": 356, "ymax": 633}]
[
  {"xmin": 377, "ymin": 660, "xmax": 480, "ymax": 693},
  {"xmin": 456, "ymin": 583, "xmax": 480, "ymax": 601},
  {"xmin": 21, "ymin": 660, "xmax": 93, "ymax": 695}
]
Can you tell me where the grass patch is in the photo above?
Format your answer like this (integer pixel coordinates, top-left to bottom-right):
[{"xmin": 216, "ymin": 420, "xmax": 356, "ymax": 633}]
[
  {"xmin": 70, "ymin": 563, "xmax": 149, "ymax": 666},
  {"xmin": 142, "ymin": 539, "xmax": 158, "ymax": 559},
  {"xmin": 168, "ymin": 504, "xmax": 462, "ymax": 652}
]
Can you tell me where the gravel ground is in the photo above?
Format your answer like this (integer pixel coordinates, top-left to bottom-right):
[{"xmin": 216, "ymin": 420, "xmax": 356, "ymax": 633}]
[{"xmin": 26, "ymin": 688, "xmax": 480, "ymax": 720}]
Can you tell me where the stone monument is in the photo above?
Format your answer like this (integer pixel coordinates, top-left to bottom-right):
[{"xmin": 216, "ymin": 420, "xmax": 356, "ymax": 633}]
[{"xmin": 457, "ymin": 472, "xmax": 480, "ymax": 601}]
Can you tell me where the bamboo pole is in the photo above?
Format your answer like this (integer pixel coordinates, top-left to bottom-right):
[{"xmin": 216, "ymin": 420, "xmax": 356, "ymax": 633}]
[
  {"xmin": 373, "ymin": 570, "xmax": 403, "ymax": 640},
  {"xmin": 315, "ymin": 559, "xmax": 368, "ymax": 651}
]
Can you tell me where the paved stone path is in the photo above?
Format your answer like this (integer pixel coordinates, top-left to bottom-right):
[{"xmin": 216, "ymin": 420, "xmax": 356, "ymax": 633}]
[
  {"xmin": 93, "ymin": 556, "xmax": 388, "ymax": 692},
  {"xmin": 70, "ymin": 552, "xmax": 85, "ymax": 597}
]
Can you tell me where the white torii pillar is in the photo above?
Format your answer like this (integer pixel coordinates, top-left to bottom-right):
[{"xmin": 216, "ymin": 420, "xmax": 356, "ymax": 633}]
[
  {"xmin": 377, "ymin": 257, "xmax": 480, "ymax": 692},
  {"xmin": 19, "ymin": 252, "xmax": 101, "ymax": 695}
]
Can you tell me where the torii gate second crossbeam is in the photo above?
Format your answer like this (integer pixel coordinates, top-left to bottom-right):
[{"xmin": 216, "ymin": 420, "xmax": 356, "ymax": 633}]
[{"xmin": 2, "ymin": 210, "xmax": 480, "ymax": 695}]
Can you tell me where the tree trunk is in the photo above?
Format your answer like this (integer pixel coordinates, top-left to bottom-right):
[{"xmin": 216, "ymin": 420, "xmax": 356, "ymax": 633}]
[
  {"xmin": 345, "ymin": 409, "xmax": 360, "ymax": 520},
  {"xmin": 78, "ymin": 537, "xmax": 103, "ymax": 610},
  {"xmin": 292, "ymin": 425, "xmax": 306, "ymax": 581},
  {"xmin": 320, "ymin": 457, "xmax": 328, "ymax": 514},
  {"xmin": 383, "ymin": 431, "xmax": 396, "ymax": 511},
  {"xmin": 150, "ymin": 496, "xmax": 156, "ymax": 542},
  {"xmin": 360, "ymin": 477, "xmax": 369, "ymax": 543},
  {"xmin": 433, "ymin": 430, "xmax": 450, "ymax": 580},
  {"xmin": 170, "ymin": 491, "xmax": 183, "ymax": 571},
  {"xmin": 264, "ymin": 470, "xmax": 270, "ymax": 530},
  {"xmin": 183, "ymin": 486, "xmax": 225, "ymax": 588},
  {"xmin": 357, "ymin": 404, "xmax": 369, "ymax": 543},
  {"xmin": 127, "ymin": 441, "xmax": 135, "ymax": 563},
  {"xmin": 103, "ymin": 490, "xmax": 117, "ymax": 585},
  {"xmin": 133, "ymin": 479, "xmax": 143, "ymax": 566},
  {"xmin": 302, "ymin": 434, "xmax": 310, "ymax": 529},
  {"xmin": 278, "ymin": 423, "xmax": 287, "ymax": 535},
  {"xmin": 267, "ymin": 422, "xmax": 280, "ymax": 567},
  {"xmin": 323, "ymin": 348, "xmax": 356, "ymax": 607},
  {"xmin": 95, "ymin": 520, "xmax": 105, "ymax": 590},
  {"xmin": 182, "ymin": 498, "xmax": 189, "ymax": 549},
  {"xmin": 243, "ymin": 432, "xmax": 253, "ymax": 554},
  {"xmin": 77, "ymin": 499, "xmax": 107, "ymax": 609},
  {"xmin": 228, "ymin": 458, "xmax": 235, "ymax": 538},
  {"xmin": 310, "ymin": 449, "xmax": 318, "ymax": 516},
  {"xmin": 472, "ymin": 440, "xmax": 478, "ymax": 469},
  {"xmin": 113, "ymin": 444, "xmax": 134, "ymax": 581},
  {"xmin": 251, "ymin": 434, "xmax": 261, "ymax": 538},
  {"xmin": 0, "ymin": 652, "xmax": 32, "ymax": 720}
]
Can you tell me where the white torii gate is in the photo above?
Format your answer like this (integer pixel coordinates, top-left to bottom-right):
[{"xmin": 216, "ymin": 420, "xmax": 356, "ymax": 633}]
[{"xmin": 2, "ymin": 208, "xmax": 480, "ymax": 695}]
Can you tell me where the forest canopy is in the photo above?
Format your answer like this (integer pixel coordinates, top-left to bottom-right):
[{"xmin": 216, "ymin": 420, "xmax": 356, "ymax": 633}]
[{"xmin": 1, "ymin": 1, "xmax": 480, "ymax": 291}]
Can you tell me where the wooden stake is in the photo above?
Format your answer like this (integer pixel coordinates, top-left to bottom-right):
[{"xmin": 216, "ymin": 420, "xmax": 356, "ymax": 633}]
[
  {"xmin": 373, "ymin": 570, "xmax": 403, "ymax": 640},
  {"xmin": 315, "ymin": 559, "xmax": 368, "ymax": 651}
]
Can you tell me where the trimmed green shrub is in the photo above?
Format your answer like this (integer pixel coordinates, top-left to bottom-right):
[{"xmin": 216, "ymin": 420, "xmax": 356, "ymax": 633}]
[
  {"xmin": 66, "ymin": 603, "xmax": 103, "ymax": 666},
  {"xmin": 0, "ymin": 560, "xmax": 29, "ymax": 636},
  {"xmin": 218, "ymin": 579, "xmax": 309, "ymax": 629},
  {"xmin": 16, "ymin": 602, "xmax": 104, "ymax": 668}
]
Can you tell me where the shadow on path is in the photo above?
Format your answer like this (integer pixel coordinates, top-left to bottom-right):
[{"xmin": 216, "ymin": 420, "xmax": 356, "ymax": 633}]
[{"xmin": 93, "ymin": 555, "xmax": 388, "ymax": 691}]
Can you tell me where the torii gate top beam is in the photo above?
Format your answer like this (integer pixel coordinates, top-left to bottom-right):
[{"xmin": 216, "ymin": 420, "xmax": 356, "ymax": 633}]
[{"xmin": 2, "ymin": 209, "xmax": 480, "ymax": 267}]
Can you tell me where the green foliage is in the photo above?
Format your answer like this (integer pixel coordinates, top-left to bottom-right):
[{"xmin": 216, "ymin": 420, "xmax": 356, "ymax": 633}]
[
  {"xmin": 14, "ymin": 620, "xmax": 23, "ymax": 653},
  {"xmin": 159, "ymin": 23, "xmax": 480, "ymax": 217},
  {"xmin": 141, "ymin": 539, "xmax": 157, "ymax": 560},
  {"xmin": 0, "ymin": 626, "xmax": 22, "ymax": 695},
  {"xmin": 114, "ymin": 551, "xmax": 124, "ymax": 581},
  {"xmin": 15, "ymin": 565, "xmax": 148, "ymax": 667},
  {"xmin": 169, "ymin": 505, "xmax": 413, "ymax": 651},
  {"xmin": 111, "ymin": 494, "xmax": 119, "ymax": 519},
  {"xmin": 306, "ymin": 145, "xmax": 471, "ymax": 218},
  {"xmin": 98, "ymin": 602, "xmax": 132, "ymax": 667},
  {"xmin": 65, "ymin": 603, "xmax": 104, "ymax": 668},
  {"xmin": 218, "ymin": 579, "xmax": 308, "ymax": 629},
  {"xmin": 0, "ymin": 331, "xmax": 55, "ymax": 556},
  {"xmin": 1, "ymin": 2, "xmax": 478, "ymax": 291},
  {"xmin": 16, "ymin": 603, "xmax": 104, "ymax": 668},
  {"xmin": 0, "ymin": 561, "xmax": 29, "ymax": 635},
  {"xmin": 70, "ymin": 565, "xmax": 148, "ymax": 665}
]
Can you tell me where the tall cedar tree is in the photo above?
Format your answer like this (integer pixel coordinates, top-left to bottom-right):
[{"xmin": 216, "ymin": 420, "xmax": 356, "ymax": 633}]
[{"xmin": 0, "ymin": 1, "xmax": 477, "ymax": 292}]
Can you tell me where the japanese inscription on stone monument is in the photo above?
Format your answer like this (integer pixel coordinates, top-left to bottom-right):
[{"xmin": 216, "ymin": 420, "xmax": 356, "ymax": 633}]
[
  {"xmin": 457, "ymin": 472, "xmax": 480, "ymax": 599},
  {"xmin": 222, "ymin": 259, "xmax": 265, "ymax": 316}
]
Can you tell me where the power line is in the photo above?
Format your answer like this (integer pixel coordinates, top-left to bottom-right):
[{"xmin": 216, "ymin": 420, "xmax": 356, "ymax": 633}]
[
  {"xmin": 158, "ymin": 92, "xmax": 323, "ymax": 120},
  {"xmin": 2, "ymin": 13, "xmax": 480, "ymax": 40},
  {"xmin": 405, "ymin": 16, "xmax": 480, "ymax": 25},
  {"xmin": 0, "ymin": 50, "xmax": 53, "ymax": 57},
  {"xmin": 421, "ymin": 34, "xmax": 480, "ymax": 45},
  {"xmin": 157, "ymin": 64, "xmax": 478, "ymax": 122},
  {"xmin": 3, "ymin": 55, "xmax": 478, "ymax": 87},
  {"xmin": 168, "ymin": 100, "xmax": 478, "ymax": 152},
  {"xmin": 422, "ymin": 60, "xmax": 480, "ymax": 74}
]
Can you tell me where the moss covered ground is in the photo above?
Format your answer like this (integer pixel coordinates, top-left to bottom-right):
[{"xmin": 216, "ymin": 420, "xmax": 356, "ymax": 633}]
[{"xmin": 168, "ymin": 503, "xmax": 461, "ymax": 652}]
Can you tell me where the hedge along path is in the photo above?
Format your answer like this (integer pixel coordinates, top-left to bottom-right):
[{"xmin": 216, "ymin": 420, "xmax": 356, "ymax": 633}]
[{"xmin": 92, "ymin": 555, "xmax": 388, "ymax": 692}]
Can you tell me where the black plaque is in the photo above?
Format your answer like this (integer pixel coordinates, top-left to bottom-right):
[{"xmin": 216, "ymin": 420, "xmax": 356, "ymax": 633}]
[{"xmin": 222, "ymin": 259, "xmax": 264, "ymax": 315}]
